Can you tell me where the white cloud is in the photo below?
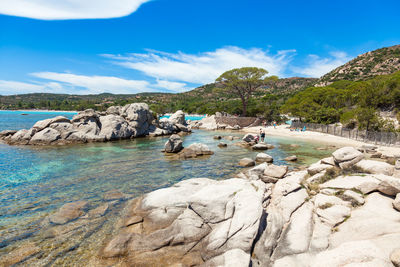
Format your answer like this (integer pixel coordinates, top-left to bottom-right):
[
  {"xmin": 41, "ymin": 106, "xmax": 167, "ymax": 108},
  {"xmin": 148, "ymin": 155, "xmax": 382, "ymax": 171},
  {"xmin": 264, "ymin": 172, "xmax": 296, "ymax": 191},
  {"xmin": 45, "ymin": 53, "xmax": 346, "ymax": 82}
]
[
  {"xmin": 292, "ymin": 51, "xmax": 351, "ymax": 78},
  {"xmin": 104, "ymin": 47, "xmax": 296, "ymax": 85},
  {"xmin": 0, "ymin": 0, "xmax": 150, "ymax": 20},
  {"xmin": 30, "ymin": 72, "xmax": 154, "ymax": 94},
  {"xmin": 0, "ymin": 80, "xmax": 65, "ymax": 95},
  {"xmin": 155, "ymin": 80, "xmax": 187, "ymax": 92}
]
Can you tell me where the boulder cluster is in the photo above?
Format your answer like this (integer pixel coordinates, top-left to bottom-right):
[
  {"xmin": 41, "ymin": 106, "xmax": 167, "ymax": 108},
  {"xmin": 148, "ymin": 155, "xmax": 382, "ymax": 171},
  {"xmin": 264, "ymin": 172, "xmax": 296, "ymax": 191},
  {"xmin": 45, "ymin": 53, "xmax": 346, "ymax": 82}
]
[
  {"xmin": 98, "ymin": 146, "xmax": 400, "ymax": 266},
  {"xmin": 0, "ymin": 104, "xmax": 190, "ymax": 145},
  {"xmin": 163, "ymin": 134, "xmax": 214, "ymax": 160}
]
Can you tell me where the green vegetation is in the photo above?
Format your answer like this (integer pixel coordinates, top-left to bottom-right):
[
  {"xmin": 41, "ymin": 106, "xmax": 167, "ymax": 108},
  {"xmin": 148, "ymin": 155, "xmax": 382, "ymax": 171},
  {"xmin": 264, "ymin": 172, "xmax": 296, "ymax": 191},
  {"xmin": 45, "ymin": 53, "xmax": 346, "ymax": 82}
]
[
  {"xmin": 1, "ymin": 44, "xmax": 400, "ymax": 130},
  {"xmin": 215, "ymin": 67, "xmax": 278, "ymax": 116},
  {"xmin": 319, "ymin": 45, "xmax": 400, "ymax": 84},
  {"xmin": 0, "ymin": 77, "xmax": 311, "ymax": 123},
  {"xmin": 283, "ymin": 71, "xmax": 400, "ymax": 131}
]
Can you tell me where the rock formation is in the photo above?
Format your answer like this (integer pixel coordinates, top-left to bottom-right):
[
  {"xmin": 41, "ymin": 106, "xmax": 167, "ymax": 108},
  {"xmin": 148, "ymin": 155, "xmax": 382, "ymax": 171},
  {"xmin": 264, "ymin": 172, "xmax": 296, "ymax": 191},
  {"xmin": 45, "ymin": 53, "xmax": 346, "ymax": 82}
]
[
  {"xmin": 0, "ymin": 104, "xmax": 191, "ymax": 146},
  {"xmin": 97, "ymin": 146, "xmax": 400, "ymax": 266}
]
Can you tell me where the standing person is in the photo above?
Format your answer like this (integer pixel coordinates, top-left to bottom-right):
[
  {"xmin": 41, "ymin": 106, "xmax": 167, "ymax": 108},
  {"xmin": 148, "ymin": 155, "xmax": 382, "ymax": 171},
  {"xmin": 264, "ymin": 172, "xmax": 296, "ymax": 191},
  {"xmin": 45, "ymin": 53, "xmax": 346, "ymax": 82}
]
[
  {"xmin": 260, "ymin": 129, "xmax": 266, "ymax": 142},
  {"xmin": 273, "ymin": 120, "xmax": 277, "ymax": 129}
]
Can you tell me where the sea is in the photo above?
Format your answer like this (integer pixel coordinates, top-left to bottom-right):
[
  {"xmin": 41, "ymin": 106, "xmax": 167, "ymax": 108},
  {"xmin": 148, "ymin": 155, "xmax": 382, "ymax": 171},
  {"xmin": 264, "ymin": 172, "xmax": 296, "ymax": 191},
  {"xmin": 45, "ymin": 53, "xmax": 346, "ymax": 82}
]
[{"xmin": 0, "ymin": 110, "xmax": 333, "ymax": 265}]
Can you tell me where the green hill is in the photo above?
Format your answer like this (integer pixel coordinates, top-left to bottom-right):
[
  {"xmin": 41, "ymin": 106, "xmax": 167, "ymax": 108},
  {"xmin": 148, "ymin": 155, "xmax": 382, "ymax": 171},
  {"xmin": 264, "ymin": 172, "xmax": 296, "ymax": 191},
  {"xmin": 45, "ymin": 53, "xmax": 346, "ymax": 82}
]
[
  {"xmin": 283, "ymin": 70, "xmax": 400, "ymax": 131},
  {"xmin": 317, "ymin": 44, "xmax": 400, "ymax": 86}
]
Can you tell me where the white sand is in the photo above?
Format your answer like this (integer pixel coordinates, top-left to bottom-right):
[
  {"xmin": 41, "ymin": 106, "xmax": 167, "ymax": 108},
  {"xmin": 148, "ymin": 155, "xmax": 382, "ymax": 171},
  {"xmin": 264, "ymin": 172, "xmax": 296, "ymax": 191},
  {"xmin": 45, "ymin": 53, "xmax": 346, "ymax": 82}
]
[{"xmin": 243, "ymin": 125, "xmax": 400, "ymax": 157}]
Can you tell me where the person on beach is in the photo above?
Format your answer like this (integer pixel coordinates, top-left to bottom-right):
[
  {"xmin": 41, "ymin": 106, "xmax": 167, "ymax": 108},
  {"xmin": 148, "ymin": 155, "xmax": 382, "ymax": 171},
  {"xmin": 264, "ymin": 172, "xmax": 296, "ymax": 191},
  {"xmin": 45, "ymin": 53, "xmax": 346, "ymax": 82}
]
[
  {"xmin": 273, "ymin": 120, "xmax": 277, "ymax": 128},
  {"xmin": 260, "ymin": 129, "xmax": 266, "ymax": 142}
]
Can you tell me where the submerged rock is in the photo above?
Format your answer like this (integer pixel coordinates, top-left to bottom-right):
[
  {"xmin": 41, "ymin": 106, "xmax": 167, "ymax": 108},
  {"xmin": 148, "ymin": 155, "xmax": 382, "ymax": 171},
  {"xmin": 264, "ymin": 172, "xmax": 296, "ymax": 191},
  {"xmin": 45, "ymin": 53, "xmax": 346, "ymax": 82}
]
[
  {"xmin": 49, "ymin": 201, "xmax": 88, "ymax": 225},
  {"xmin": 284, "ymin": 155, "xmax": 297, "ymax": 161},
  {"xmin": 252, "ymin": 143, "xmax": 274, "ymax": 150},
  {"xmin": 177, "ymin": 143, "xmax": 214, "ymax": 159},
  {"xmin": 218, "ymin": 142, "xmax": 228, "ymax": 148}
]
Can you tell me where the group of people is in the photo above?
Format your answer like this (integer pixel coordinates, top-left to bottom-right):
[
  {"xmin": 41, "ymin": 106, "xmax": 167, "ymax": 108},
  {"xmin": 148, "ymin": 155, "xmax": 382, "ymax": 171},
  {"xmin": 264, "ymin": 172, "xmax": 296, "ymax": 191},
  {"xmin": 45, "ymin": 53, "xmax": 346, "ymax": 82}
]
[{"xmin": 262, "ymin": 120, "xmax": 277, "ymax": 128}]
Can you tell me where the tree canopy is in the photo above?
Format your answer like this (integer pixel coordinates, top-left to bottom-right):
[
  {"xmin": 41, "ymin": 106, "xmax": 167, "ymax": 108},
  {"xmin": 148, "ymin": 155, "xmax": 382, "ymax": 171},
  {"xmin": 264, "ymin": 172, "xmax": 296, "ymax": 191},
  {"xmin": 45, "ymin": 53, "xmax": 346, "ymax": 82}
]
[{"xmin": 216, "ymin": 67, "xmax": 278, "ymax": 116}]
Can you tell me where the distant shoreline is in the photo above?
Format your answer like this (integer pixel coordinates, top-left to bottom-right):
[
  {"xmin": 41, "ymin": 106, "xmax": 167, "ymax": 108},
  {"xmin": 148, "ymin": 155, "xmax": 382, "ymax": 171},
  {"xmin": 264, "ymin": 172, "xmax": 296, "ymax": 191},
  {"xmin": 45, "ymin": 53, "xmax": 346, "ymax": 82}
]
[{"xmin": 1, "ymin": 109, "xmax": 78, "ymax": 113}]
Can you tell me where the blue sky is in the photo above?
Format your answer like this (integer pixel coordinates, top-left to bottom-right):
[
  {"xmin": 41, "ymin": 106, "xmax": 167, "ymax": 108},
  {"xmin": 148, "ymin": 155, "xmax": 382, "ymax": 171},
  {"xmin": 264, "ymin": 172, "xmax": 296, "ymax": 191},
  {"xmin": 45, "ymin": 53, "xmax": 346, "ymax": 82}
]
[{"xmin": 0, "ymin": 0, "xmax": 399, "ymax": 95}]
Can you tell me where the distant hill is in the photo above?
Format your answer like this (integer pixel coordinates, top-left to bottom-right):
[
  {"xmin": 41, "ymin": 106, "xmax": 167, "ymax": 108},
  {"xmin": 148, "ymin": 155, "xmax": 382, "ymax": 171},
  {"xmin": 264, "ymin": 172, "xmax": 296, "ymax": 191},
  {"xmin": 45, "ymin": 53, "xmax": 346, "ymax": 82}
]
[
  {"xmin": 316, "ymin": 44, "xmax": 400, "ymax": 86},
  {"xmin": 0, "ymin": 77, "xmax": 314, "ymax": 113}
]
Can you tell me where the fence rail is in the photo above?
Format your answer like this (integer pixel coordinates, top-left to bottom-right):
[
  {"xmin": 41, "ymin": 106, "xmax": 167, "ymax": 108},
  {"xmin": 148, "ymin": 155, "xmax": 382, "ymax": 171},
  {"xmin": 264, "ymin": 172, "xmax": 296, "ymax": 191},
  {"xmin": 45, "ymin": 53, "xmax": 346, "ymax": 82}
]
[{"xmin": 291, "ymin": 121, "xmax": 400, "ymax": 147}]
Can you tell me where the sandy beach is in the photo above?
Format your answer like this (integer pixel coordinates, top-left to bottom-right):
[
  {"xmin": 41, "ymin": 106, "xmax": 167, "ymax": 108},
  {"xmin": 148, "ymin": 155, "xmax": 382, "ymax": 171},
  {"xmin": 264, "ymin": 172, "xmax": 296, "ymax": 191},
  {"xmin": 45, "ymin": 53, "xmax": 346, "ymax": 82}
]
[{"xmin": 244, "ymin": 125, "xmax": 400, "ymax": 157}]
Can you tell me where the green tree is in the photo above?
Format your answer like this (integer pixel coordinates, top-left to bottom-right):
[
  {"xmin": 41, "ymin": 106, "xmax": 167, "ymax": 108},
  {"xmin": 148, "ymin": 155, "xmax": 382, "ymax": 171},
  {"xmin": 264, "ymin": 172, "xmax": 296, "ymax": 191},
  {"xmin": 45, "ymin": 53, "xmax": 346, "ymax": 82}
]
[{"xmin": 216, "ymin": 67, "xmax": 277, "ymax": 116}]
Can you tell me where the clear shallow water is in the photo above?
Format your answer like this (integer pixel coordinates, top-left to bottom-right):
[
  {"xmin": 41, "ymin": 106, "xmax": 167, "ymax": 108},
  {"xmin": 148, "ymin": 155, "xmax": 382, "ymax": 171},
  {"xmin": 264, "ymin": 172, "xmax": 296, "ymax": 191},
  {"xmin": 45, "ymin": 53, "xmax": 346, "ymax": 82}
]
[
  {"xmin": 0, "ymin": 110, "xmax": 77, "ymax": 131},
  {"xmin": 160, "ymin": 114, "xmax": 205, "ymax": 121},
  {"xmin": 0, "ymin": 111, "xmax": 334, "ymax": 265}
]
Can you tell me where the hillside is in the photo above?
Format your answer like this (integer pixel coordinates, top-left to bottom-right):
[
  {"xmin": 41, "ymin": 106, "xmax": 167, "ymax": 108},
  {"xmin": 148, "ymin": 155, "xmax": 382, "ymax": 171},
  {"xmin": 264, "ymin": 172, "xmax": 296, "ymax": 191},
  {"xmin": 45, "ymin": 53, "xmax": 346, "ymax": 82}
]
[
  {"xmin": 0, "ymin": 77, "xmax": 314, "ymax": 116},
  {"xmin": 283, "ymin": 70, "xmax": 400, "ymax": 131},
  {"xmin": 317, "ymin": 44, "xmax": 400, "ymax": 86}
]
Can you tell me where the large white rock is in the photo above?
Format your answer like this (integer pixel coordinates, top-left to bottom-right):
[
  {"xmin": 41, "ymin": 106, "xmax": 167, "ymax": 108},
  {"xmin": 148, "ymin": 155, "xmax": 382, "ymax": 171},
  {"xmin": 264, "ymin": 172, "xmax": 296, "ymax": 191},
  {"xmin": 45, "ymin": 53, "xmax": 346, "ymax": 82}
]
[
  {"xmin": 320, "ymin": 175, "xmax": 380, "ymax": 194},
  {"xmin": 121, "ymin": 103, "xmax": 153, "ymax": 136},
  {"xmin": 309, "ymin": 213, "xmax": 331, "ymax": 251},
  {"xmin": 330, "ymin": 193, "xmax": 400, "ymax": 248},
  {"xmin": 316, "ymin": 205, "xmax": 351, "ymax": 226},
  {"xmin": 263, "ymin": 164, "xmax": 288, "ymax": 179},
  {"xmin": 355, "ymin": 159, "xmax": 395, "ymax": 176},
  {"xmin": 314, "ymin": 194, "xmax": 351, "ymax": 209},
  {"xmin": 99, "ymin": 115, "xmax": 133, "ymax": 140},
  {"xmin": 10, "ymin": 129, "xmax": 33, "ymax": 144},
  {"xmin": 307, "ymin": 162, "xmax": 334, "ymax": 175},
  {"xmin": 332, "ymin": 146, "xmax": 364, "ymax": 163},
  {"xmin": 168, "ymin": 110, "xmax": 186, "ymax": 125},
  {"xmin": 391, "ymin": 248, "xmax": 400, "ymax": 267},
  {"xmin": 106, "ymin": 106, "xmax": 121, "ymax": 115},
  {"xmin": 311, "ymin": 240, "xmax": 392, "ymax": 267},
  {"xmin": 238, "ymin": 158, "xmax": 255, "ymax": 167},
  {"xmin": 272, "ymin": 202, "xmax": 314, "ymax": 259},
  {"xmin": 205, "ymin": 249, "xmax": 250, "ymax": 267},
  {"xmin": 32, "ymin": 116, "xmax": 70, "ymax": 131},
  {"xmin": 198, "ymin": 115, "xmax": 218, "ymax": 130},
  {"xmin": 129, "ymin": 178, "xmax": 266, "ymax": 263},
  {"xmin": 394, "ymin": 193, "xmax": 400, "ymax": 211},
  {"xmin": 30, "ymin": 128, "xmax": 61, "ymax": 144},
  {"xmin": 343, "ymin": 190, "xmax": 365, "ymax": 205},
  {"xmin": 164, "ymin": 134, "xmax": 183, "ymax": 153},
  {"xmin": 255, "ymin": 153, "xmax": 273, "ymax": 163}
]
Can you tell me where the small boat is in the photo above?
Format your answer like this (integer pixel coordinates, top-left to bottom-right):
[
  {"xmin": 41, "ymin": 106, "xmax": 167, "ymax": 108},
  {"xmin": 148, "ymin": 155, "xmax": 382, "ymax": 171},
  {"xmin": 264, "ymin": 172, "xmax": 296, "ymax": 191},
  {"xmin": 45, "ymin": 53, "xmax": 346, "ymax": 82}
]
[{"xmin": 21, "ymin": 113, "xmax": 29, "ymax": 115}]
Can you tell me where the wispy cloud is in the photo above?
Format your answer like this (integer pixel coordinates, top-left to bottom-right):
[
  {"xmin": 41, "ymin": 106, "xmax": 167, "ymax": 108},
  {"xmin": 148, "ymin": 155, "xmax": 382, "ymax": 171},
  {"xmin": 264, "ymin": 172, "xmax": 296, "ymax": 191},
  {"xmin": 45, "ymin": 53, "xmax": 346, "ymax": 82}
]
[
  {"xmin": 0, "ymin": 80, "xmax": 64, "ymax": 95},
  {"xmin": 0, "ymin": 47, "xmax": 354, "ymax": 95},
  {"xmin": 291, "ymin": 51, "xmax": 351, "ymax": 78},
  {"xmin": 30, "ymin": 72, "xmax": 155, "ymax": 94},
  {"xmin": 104, "ymin": 46, "xmax": 296, "ymax": 85},
  {"xmin": 0, "ymin": 0, "xmax": 150, "ymax": 20}
]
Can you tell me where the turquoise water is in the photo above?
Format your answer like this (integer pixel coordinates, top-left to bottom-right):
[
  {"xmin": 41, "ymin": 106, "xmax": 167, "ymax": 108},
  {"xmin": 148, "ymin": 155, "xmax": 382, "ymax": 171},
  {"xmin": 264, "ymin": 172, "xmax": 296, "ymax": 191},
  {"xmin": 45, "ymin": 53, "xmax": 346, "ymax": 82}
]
[
  {"xmin": 0, "ymin": 110, "xmax": 77, "ymax": 131},
  {"xmin": 160, "ymin": 114, "xmax": 205, "ymax": 121},
  {"xmin": 0, "ymin": 111, "xmax": 333, "ymax": 264}
]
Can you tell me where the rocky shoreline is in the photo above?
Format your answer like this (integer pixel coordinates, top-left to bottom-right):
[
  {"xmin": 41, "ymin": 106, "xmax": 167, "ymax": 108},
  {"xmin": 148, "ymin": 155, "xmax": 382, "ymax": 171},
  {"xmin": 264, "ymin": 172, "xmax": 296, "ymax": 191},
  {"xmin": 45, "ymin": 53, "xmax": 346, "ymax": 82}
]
[
  {"xmin": 93, "ymin": 146, "xmax": 400, "ymax": 266},
  {"xmin": 1, "ymin": 143, "xmax": 400, "ymax": 266},
  {"xmin": 0, "ymin": 103, "xmax": 190, "ymax": 146}
]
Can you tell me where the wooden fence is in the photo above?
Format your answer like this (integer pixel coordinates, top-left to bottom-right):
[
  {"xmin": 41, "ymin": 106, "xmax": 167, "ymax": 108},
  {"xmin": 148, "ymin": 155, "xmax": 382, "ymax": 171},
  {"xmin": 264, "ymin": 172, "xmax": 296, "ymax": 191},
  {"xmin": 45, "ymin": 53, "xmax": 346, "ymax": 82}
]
[{"xmin": 291, "ymin": 121, "xmax": 400, "ymax": 146}]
